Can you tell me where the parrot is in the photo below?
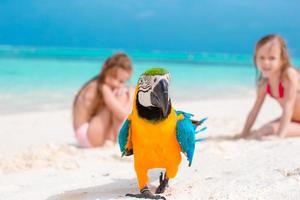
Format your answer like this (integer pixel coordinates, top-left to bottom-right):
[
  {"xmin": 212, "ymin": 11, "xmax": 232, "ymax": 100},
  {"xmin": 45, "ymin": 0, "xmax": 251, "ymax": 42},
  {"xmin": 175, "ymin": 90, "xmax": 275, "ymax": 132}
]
[{"xmin": 118, "ymin": 68, "xmax": 207, "ymax": 199}]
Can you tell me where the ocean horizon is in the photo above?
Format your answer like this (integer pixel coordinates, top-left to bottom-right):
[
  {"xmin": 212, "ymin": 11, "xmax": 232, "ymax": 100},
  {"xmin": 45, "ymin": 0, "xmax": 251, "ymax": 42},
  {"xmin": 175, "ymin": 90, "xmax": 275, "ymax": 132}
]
[{"xmin": 1, "ymin": 46, "xmax": 299, "ymax": 114}]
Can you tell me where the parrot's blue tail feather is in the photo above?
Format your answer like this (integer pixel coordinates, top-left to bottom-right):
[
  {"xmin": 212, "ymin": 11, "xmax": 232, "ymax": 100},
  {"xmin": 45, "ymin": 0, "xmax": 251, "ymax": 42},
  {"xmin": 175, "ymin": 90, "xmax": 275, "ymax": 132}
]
[
  {"xmin": 196, "ymin": 138, "xmax": 206, "ymax": 142},
  {"xmin": 195, "ymin": 127, "xmax": 207, "ymax": 134},
  {"xmin": 199, "ymin": 117, "xmax": 208, "ymax": 125}
]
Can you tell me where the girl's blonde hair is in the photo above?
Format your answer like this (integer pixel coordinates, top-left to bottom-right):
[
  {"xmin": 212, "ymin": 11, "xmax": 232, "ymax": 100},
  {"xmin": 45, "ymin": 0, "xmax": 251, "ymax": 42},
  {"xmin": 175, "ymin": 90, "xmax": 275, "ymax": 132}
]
[
  {"xmin": 74, "ymin": 53, "xmax": 132, "ymax": 117},
  {"xmin": 254, "ymin": 34, "xmax": 291, "ymax": 82}
]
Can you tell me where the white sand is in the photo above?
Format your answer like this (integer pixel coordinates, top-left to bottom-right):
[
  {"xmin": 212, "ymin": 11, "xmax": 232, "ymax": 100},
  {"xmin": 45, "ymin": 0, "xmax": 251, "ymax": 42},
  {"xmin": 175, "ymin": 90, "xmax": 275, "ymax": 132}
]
[{"xmin": 1, "ymin": 96, "xmax": 300, "ymax": 200}]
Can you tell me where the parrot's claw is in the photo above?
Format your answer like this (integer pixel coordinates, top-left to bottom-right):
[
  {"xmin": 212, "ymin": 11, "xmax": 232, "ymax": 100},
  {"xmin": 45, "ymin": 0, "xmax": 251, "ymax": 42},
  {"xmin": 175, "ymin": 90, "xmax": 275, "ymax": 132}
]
[
  {"xmin": 158, "ymin": 172, "xmax": 164, "ymax": 184},
  {"xmin": 126, "ymin": 186, "xmax": 166, "ymax": 200},
  {"xmin": 155, "ymin": 172, "xmax": 169, "ymax": 194}
]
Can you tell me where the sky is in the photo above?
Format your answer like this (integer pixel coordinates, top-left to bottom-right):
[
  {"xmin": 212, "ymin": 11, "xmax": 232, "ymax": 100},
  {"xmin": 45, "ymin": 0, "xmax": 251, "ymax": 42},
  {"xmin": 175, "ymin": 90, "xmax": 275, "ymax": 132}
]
[{"xmin": 0, "ymin": 0, "xmax": 299, "ymax": 56}]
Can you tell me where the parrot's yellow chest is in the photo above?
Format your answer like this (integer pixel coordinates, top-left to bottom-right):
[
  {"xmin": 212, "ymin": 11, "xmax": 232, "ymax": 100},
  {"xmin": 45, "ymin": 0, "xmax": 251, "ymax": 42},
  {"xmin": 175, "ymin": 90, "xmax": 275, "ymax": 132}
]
[{"xmin": 130, "ymin": 108, "xmax": 182, "ymax": 169}]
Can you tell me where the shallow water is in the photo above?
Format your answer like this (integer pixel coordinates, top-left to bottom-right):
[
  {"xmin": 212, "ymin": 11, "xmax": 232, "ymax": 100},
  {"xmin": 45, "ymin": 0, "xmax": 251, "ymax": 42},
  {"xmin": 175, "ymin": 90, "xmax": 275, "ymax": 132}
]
[{"xmin": 1, "ymin": 46, "xmax": 299, "ymax": 114}]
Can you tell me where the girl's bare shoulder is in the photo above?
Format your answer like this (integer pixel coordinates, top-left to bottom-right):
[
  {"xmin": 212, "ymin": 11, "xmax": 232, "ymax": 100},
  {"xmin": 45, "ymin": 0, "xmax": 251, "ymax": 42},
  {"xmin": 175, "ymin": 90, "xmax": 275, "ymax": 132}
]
[{"xmin": 282, "ymin": 67, "xmax": 299, "ymax": 84}]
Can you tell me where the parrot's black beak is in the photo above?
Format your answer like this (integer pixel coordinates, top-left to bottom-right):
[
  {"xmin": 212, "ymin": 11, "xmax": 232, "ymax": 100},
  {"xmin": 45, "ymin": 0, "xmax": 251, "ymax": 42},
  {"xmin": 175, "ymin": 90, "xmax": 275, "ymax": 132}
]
[{"xmin": 151, "ymin": 79, "xmax": 169, "ymax": 117}]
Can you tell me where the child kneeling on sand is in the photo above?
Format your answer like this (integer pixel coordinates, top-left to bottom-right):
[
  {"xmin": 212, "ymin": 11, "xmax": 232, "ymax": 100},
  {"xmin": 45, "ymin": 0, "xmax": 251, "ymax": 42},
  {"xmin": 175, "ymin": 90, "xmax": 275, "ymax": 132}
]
[
  {"xmin": 241, "ymin": 34, "xmax": 300, "ymax": 139},
  {"xmin": 73, "ymin": 53, "xmax": 134, "ymax": 147}
]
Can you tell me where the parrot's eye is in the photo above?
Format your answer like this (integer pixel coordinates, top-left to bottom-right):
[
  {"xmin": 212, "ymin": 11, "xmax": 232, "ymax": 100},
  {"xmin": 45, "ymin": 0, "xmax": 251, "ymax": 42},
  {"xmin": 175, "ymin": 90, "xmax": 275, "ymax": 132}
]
[{"xmin": 153, "ymin": 77, "xmax": 157, "ymax": 83}]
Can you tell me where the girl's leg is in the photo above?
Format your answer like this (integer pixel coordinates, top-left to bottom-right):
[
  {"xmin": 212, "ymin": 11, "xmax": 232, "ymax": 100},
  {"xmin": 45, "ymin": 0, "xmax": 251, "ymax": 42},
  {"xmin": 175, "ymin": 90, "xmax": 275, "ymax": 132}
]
[
  {"xmin": 110, "ymin": 115, "xmax": 125, "ymax": 142},
  {"xmin": 87, "ymin": 107, "xmax": 113, "ymax": 147},
  {"xmin": 255, "ymin": 118, "xmax": 300, "ymax": 138},
  {"xmin": 105, "ymin": 87, "xmax": 132, "ymax": 142},
  {"xmin": 105, "ymin": 124, "xmax": 118, "ymax": 142},
  {"xmin": 284, "ymin": 122, "xmax": 300, "ymax": 137},
  {"xmin": 253, "ymin": 118, "xmax": 279, "ymax": 138}
]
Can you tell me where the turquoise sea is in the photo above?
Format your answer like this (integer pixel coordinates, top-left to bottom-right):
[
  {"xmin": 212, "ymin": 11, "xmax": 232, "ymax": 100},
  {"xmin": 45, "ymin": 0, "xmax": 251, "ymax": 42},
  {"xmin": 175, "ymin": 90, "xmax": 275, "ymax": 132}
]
[{"xmin": 0, "ymin": 46, "xmax": 299, "ymax": 114}]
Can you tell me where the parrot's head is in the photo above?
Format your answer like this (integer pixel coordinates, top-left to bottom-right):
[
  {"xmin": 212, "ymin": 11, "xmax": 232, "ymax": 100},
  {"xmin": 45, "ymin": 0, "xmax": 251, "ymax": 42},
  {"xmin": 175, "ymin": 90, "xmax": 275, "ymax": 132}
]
[{"xmin": 136, "ymin": 68, "xmax": 171, "ymax": 121}]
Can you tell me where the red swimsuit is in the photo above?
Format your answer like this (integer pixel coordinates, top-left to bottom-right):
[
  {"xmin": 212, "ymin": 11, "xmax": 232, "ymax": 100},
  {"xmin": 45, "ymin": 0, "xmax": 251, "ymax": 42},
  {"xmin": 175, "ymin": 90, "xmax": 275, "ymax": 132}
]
[
  {"xmin": 266, "ymin": 82, "xmax": 300, "ymax": 123},
  {"xmin": 266, "ymin": 82, "xmax": 284, "ymax": 98}
]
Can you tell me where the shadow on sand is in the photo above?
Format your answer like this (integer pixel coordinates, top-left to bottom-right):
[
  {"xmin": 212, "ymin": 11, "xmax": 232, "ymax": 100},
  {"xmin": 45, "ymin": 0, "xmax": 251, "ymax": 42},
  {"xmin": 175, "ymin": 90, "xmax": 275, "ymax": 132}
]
[
  {"xmin": 206, "ymin": 130, "xmax": 268, "ymax": 142},
  {"xmin": 47, "ymin": 177, "xmax": 137, "ymax": 200},
  {"xmin": 47, "ymin": 170, "xmax": 163, "ymax": 200}
]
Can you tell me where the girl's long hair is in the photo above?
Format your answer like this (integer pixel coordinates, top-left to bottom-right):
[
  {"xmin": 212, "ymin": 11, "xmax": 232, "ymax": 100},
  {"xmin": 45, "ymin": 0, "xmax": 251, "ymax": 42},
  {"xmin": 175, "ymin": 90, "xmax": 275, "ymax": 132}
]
[{"xmin": 73, "ymin": 53, "xmax": 132, "ymax": 117}]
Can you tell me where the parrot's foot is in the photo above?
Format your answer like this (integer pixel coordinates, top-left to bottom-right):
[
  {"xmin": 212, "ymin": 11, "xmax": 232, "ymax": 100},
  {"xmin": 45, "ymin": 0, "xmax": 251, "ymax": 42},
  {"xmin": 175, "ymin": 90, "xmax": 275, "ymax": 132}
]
[
  {"xmin": 126, "ymin": 186, "xmax": 166, "ymax": 200},
  {"xmin": 155, "ymin": 172, "xmax": 169, "ymax": 194}
]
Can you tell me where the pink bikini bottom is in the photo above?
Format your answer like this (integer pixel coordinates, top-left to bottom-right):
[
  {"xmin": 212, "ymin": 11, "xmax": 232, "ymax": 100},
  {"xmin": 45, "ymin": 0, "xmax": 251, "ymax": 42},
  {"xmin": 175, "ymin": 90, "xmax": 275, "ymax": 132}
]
[{"xmin": 75, "ymin": 123, "xmax": 92, "ymax": 148}]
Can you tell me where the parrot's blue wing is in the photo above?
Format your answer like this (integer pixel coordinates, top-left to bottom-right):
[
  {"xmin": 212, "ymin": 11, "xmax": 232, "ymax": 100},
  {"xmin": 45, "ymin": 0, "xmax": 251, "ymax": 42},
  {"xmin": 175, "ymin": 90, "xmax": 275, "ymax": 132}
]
[
  {"xmin": 118, "ymin": 119, "xmax": 133, "ymax": 157},
  {"xmin": 176, "ymin": 110, "xmax": 207, "ymax": 166}
]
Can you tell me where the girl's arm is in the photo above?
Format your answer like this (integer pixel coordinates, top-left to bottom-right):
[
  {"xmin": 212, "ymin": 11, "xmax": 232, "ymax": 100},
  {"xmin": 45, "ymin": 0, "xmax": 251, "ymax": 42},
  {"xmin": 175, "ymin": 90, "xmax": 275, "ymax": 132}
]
[
  {"xmin": 241, "ymin": 80, "xmax": 267, "ymax": 137},
  {"xmin": 101, "ymin": 84, "xmax": 131, "ymax": 121},
  {"xmin": 277, "ymin": 68, "xmax": 299, "ymax": 137}
]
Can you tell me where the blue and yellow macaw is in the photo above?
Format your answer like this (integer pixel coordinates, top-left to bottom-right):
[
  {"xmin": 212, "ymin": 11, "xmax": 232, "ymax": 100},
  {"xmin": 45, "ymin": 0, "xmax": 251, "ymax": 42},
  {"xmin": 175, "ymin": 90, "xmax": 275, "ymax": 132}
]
[{"xmin": 119, "ymin": 68, "xmax": 207, "ymax": 199}]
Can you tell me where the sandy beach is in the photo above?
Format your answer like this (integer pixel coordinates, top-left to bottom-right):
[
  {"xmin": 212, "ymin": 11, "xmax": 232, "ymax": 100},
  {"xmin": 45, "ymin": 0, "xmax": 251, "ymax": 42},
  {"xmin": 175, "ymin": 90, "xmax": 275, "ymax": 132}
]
[
  {"xmin": 2, "ymin": 0, "xmax": 300, "ymax": 199},
  {"xmin": 1, "ymin": 96, "xmax": 300, "ymax": 200}
]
